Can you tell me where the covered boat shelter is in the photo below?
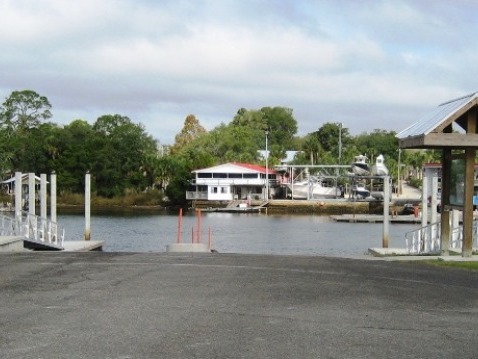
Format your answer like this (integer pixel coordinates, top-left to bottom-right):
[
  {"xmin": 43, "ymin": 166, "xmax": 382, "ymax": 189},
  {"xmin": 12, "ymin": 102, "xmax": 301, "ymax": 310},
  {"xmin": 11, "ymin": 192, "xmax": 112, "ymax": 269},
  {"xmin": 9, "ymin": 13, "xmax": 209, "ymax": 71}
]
[{"xmin": 397, "ymin": 92, "xmax": 478, "ymax": 257}]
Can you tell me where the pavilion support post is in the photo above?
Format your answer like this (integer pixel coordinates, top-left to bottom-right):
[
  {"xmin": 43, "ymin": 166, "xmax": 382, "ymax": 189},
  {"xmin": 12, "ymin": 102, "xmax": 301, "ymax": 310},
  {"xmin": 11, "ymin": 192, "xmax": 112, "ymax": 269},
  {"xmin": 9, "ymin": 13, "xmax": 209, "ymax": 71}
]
[
  {"xmin": 463, "ymin": 147, "xmax": 475, "ymax": 257},
  {"xmin": 440, "ymin": 147, "xmax": 452, "ymax": 255},
  {"xmin": 462, "ymin": 110, "xmax": 477, "ymax": 257}
]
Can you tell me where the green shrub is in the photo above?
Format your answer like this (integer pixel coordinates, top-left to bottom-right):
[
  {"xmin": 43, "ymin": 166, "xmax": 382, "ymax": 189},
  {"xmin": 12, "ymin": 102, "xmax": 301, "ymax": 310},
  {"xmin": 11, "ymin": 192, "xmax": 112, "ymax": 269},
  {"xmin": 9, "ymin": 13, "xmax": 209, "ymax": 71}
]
[
  {"xmin": 407, "ymin": 178, "xmax": 422, "ymax": 189},
  {"xmin": 58, "ymin": 189, "xmax": 164, "ymax": 207}
]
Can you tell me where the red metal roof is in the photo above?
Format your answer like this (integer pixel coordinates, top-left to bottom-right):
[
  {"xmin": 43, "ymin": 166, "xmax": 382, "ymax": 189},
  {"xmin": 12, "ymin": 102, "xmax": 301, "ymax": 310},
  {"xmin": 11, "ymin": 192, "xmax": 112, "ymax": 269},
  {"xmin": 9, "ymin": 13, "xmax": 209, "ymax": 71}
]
[
  {"xmin": 232, "ymin": 162, "xmax": 277, "ymax": 174},
  {"xmin": 192, "ymin": 162, "xmax": 277, "ymax": 174}
]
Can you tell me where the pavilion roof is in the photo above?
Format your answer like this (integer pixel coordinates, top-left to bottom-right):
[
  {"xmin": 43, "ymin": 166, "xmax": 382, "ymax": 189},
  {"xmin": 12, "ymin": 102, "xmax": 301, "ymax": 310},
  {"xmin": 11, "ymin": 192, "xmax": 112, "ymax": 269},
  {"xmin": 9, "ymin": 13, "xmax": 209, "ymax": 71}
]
[{"xmin": 397, "ymin": 92, "xmax": 478, "ymax": 148}]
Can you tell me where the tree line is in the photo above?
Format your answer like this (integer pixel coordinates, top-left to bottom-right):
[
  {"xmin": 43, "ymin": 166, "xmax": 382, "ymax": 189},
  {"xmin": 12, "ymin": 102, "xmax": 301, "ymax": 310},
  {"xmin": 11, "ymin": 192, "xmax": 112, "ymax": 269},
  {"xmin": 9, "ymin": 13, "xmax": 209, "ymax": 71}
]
[{"xmin": 0, "ymin": 90, "xmax": 438, "ymax": 204}]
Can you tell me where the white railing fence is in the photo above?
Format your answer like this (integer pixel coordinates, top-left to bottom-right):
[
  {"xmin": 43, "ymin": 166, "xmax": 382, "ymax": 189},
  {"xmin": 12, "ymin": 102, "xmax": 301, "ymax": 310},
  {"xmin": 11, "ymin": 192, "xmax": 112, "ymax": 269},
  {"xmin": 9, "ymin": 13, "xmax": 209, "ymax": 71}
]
[
  {"xmin": 449, "ymin": 219, "xmax": 478, "ymax": 251},
  {"xmin": 0, "ymin": 212, "xmax": 65, "ymax": 248},
  {"xmin": 405, "ymin": 219, "xmax": 478, "ymax": 255},
  {"xmin": 0, "ymin": 214, "xmax": 15, "ymax": 236}
]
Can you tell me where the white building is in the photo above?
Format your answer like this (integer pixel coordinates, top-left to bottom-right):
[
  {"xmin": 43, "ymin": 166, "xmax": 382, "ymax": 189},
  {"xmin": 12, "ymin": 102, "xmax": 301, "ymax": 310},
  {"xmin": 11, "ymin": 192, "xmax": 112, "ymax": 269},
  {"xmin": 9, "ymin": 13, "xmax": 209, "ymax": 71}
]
[{"xmin": 186, "ymin": 162, "xmax": 278, "ymax": 201}]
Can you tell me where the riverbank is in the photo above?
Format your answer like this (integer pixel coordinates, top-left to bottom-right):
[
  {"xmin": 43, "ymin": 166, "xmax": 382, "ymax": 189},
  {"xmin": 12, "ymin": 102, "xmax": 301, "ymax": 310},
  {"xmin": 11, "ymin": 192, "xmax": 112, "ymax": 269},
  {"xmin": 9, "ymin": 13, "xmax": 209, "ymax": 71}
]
[{"xmin": 192, "ymin": 198, "xmax": 422, "ymax": 215}]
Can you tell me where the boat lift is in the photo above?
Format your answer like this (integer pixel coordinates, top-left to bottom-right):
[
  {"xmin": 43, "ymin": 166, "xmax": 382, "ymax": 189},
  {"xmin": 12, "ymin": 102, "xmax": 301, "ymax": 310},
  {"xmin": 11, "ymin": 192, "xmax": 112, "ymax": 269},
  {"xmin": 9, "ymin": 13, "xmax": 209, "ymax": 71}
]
[
  {"xmin": 275, "ymin": 164, "xmax": 391, "ymax": 200},
  {"xmin": 275, "ymin": 164, "xmax": 350, "ymax": 200}
]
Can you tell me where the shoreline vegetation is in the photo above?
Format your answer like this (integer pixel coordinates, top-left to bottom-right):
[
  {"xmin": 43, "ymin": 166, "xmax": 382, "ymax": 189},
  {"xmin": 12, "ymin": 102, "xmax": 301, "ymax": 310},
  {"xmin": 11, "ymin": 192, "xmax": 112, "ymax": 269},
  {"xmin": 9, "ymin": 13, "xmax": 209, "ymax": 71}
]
[
  {"xmin": 2, "ymin": 187, "xmax": 420, "ymax": 215},
  {"xmin": 1, "ymin": 191, "xmax": 415, "ymax": 215}
]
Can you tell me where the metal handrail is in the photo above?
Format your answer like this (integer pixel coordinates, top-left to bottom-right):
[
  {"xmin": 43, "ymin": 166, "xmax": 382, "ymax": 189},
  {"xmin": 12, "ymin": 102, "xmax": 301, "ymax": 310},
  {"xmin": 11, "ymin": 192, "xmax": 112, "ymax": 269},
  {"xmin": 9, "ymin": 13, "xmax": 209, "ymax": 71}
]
[
  {"xmin": 449, "ymin": 219, "xmax": 478, "ymax": 250},
  {"xmin": 405, "ymin": 219, "xmax": 478, "ymax": 254},
  {"xmin": 0, "ymin": 212, "xmax": 65, "ymax": 248},
  {"xmin": 405, "ymin": 221, "xmax": 441, "ymax": 254}
]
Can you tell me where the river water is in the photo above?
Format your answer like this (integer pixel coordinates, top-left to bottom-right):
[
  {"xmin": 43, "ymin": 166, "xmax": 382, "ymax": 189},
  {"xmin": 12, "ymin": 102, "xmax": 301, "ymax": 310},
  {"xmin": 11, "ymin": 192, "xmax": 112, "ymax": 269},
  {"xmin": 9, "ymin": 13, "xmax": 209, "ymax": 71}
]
[{"xmin": 58, "ymin": 211, "xmax": 419, "ymax": 256}]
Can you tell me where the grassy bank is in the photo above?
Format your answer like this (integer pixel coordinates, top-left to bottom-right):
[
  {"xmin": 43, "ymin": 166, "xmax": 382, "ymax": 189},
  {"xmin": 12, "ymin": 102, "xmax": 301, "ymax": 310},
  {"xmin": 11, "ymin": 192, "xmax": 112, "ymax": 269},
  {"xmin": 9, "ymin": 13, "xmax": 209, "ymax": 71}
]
[
  {"xmin": 261, "ymin": 199, "xmax": 371, "ymax": 215},
  {"xmin": 193, "ymin": 199, "xmax": 375, "ymax": 215},
  {"xmin": 421, "ymin": 260, "xmax": 478, "ymax": 271},
  {"xmin": 58, "ymin": 190, "xmax": 165, "ymax": 208}
]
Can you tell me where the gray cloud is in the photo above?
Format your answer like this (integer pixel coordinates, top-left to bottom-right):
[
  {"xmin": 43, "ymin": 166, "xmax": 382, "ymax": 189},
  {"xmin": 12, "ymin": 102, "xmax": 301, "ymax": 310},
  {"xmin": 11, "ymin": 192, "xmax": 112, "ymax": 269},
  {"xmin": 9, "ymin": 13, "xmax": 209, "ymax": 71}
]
[{"xmin": 1, "ymin": 0, "xmax": 477, "ymax": 144}]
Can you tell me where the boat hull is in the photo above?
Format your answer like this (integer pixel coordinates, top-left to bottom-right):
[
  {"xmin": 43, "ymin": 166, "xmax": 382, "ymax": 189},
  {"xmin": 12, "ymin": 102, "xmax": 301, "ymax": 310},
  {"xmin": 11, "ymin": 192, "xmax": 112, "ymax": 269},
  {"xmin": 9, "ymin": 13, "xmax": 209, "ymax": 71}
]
[
  {"xmin": 287, "ymin": 183, "xmax": 341, "ymax": 199},
  {"xmin": 351, "ymin": 165, "xmax": 370, "ymax": 176}
]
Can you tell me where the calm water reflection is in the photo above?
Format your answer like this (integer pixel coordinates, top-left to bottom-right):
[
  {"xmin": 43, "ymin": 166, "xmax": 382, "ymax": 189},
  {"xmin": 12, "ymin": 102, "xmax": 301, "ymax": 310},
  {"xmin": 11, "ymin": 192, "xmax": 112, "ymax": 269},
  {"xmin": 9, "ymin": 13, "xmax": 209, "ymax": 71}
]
[{"xmin": 58, "ymin": 211, "xmax": 419, "ymax": 256}]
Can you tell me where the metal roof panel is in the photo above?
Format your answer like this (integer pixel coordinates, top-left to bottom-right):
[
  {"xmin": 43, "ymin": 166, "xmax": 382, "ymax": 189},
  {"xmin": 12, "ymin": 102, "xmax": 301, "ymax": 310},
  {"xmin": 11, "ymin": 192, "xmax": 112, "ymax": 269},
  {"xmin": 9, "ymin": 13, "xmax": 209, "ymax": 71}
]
[{"xmin": 397, "ymin": 92, "xmax": 478, "ymax": 139}]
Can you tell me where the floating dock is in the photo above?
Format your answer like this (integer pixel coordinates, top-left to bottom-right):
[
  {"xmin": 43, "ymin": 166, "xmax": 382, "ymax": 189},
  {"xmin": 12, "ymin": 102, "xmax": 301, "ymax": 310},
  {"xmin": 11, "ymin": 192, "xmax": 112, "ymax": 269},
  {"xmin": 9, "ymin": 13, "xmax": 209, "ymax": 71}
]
[
  {"xmin": 331, "ymin": 214, "xmax": 424, "ymax": 224},
  {"xmin": 200, "ymin": 206, "xmax": 263, "ymax": 213}
]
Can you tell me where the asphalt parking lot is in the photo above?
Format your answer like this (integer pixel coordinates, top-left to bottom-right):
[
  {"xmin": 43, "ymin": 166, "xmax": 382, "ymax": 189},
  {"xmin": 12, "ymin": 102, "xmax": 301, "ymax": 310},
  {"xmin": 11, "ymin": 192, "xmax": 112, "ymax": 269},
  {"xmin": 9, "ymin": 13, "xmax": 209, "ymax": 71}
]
[{"xmin": 1, "ymin": 252, "xmax": 477, "ymax": 358}]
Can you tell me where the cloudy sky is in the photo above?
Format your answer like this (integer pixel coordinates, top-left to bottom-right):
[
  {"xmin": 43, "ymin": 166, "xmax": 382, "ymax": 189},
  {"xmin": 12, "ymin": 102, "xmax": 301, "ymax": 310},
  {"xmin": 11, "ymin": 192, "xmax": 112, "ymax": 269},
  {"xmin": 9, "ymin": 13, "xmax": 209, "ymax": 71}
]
[{"xmin": 1, "ymin": 0, "xmax": 477, "ymax": 144}]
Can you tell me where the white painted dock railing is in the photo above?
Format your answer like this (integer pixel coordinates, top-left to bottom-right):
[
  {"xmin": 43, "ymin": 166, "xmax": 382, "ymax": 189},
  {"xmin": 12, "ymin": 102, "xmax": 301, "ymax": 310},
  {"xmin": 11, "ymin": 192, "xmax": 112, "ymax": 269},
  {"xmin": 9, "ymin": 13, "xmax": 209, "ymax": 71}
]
[
  {"xmin": 449, "ymin": 219, "xmax": 478, "ymax": 251},
  {"xmin": 0, "ymin": 212, "xmax": 65, "ymax": 248},
  {"xmin": 405, "ymin": 219, "xmax": 478, "ymax": 254}
]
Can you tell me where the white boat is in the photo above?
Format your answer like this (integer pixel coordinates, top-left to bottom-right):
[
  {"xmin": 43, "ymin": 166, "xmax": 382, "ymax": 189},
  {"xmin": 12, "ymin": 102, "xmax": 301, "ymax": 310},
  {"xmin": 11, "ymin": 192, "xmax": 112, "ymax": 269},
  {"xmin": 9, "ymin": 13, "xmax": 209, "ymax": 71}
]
[
  {"xmin": 371, "ymin": 154, "xmax": 389, "ymax": 176},
  {"xmin": 350, "ymin": 155, "xmax": 370, "ymax": 176},
  {"xmin": 351, "ymin": 183, "xmax": 370, "ymax": 199},
  {"xmin": 287, "ymin": 177, "xmax": 342, "ymax": 199}
]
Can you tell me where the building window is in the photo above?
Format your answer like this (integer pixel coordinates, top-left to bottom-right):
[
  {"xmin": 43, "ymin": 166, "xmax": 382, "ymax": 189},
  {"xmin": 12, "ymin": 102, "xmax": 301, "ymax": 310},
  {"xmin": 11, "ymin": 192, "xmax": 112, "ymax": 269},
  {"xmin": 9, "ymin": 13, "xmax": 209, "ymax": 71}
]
[
  {"xmin": 213, "ymin": 173, "xmax": 227, "ymax": 178},
  {"xmin": 243, "ymin": 173, "xmax": 258, "ymax": 179},
  {"xmin": 198, "ymin": 173, "xmax": 213, "ymax": 178},
  {"xmin": 221, "ymin": 187, "xmax": 228, "ymax": 194},
  {"xmin": 211, "ymin": 187, "xmax": 218, "ymax": 194}
]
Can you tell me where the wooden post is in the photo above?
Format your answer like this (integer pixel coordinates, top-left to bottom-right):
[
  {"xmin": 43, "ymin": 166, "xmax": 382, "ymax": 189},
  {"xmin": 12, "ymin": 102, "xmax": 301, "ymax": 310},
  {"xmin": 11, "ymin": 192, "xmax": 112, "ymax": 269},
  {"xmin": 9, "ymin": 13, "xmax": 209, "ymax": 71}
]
[
  {"xmin": 40, "ymin": 174, "xmax": 47, "ymax": 241},
  {"xmin": 14, "ymin": 172, "xmax": 22, "ymax": 231},
  {"xmin": 40, "ymin": 174, "xmax": 47, "ymax": 219},
  {"xmin": 382, "ymin": 176, "xmax": 390, "ymax": 248},
  {"xmin": 28, "ymin": 173, "xmax": 35, "ymax": 216},
  {"xmin": 50, "ymin": 172, "xmax": 58, "ymax": 242},
  {"xmin": 463, "ymin": 148, "xmax": 475, "ymax": 257},
  {"xmin": 50, "ymin": 172, "xmax": 57, "ymax": 222},
  {"xmin": 84, "ymin": 172, "xmax": 91, "ymax": 241},
  {"xmin": 430, "ymin": 177, "xmax": 438, "ymax": 224},
  {"xmin": 440, "ymin": 148, "xmax": 451, "ymax": 254},
  {"xmin": 462, "ymin": 111, "xmax": 477, "ymax": 257}
]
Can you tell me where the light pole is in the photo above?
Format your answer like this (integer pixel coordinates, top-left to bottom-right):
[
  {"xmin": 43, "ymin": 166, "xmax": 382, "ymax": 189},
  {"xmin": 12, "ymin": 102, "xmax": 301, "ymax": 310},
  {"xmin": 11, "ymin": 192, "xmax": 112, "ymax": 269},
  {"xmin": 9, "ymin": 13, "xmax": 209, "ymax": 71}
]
[{"xmin": 265, "ymin": 130, "xmax": 269, "ymax": 200}]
